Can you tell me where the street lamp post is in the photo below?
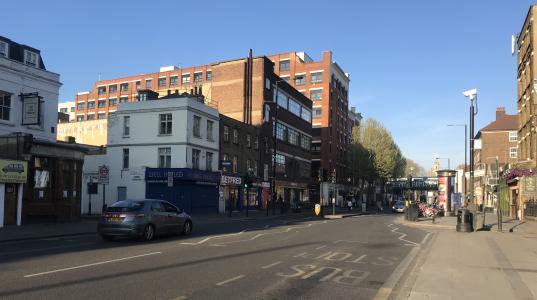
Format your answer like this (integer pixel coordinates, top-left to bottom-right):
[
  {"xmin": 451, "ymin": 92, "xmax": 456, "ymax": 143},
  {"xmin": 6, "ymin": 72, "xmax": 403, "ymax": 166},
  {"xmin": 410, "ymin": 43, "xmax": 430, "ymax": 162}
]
[
  {"xmin": 447, "ymin": 124, "xmax": 467, "ymax": 195},
  {"xmin": 463, "ymin": 88, "xmax": 477, "ymax": 210}
]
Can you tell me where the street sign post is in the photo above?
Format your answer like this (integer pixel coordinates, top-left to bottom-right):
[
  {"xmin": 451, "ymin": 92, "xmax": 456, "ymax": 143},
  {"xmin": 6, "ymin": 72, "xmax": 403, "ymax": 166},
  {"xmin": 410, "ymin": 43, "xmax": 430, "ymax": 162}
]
[{"xmin": 98, "ymin": 165, "xmax": 109, "ymax": 212}]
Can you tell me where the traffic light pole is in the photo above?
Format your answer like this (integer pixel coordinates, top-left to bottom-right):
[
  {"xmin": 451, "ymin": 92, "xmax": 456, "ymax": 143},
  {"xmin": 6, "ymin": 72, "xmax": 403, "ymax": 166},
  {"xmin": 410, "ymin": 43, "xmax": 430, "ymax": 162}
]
[{"xmin": 332, "ymin": 169, "xmax": 336, "ymax": 216}]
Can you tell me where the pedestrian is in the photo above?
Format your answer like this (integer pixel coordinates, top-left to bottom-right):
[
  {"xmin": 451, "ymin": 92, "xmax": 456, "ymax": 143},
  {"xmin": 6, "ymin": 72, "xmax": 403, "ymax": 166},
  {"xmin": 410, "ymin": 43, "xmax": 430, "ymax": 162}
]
[
  {"xmin": 347, "ymin": 199, "xmax": 353, "ymax": 211},
  {"xmin": 278, "ymin": 195, "xmax": 284, "ymax": 214}
]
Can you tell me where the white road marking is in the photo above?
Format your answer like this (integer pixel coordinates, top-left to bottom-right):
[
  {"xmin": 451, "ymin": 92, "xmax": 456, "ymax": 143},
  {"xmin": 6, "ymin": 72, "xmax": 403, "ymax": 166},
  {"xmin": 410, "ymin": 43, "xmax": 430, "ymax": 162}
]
[
  {"xmin": 210, "ymin": 223, "xmax": 316, "ymax": 247},
  {"xmin": 387, "ymin": 224, "xmax": 419, "ymax": 246},
  {"xmin": 373, "ymin": 246, "xmax": 420, "ymax": 300},
  {"xmin": 24, "ymin": 251, "xmax": 161, "ymax": 278},
  {"xmin": 315, "ymin": 245, "xmax": 327, "ymax": 250},
  {"xmin": 171, "ymin": 296, "xmax": 187, "ymax": 300},
  {"xmin": 216, "ymin": 274, "xmax": 245, "ymax": 286},
  {"xmin": 262, "ymin": 261, "xmax": 282, "ymax": 269}
]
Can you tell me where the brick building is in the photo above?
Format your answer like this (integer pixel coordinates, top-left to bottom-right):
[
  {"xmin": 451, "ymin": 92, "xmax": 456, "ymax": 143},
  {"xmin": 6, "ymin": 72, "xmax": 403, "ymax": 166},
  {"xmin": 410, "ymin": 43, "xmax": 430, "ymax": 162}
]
[
  {"xmin": 268, "ymin": 51, "xmax": 351, "ymax": 203},
  {"xmin": 473, "ymin": 107, "xmax": 517, "ymax": 207}
]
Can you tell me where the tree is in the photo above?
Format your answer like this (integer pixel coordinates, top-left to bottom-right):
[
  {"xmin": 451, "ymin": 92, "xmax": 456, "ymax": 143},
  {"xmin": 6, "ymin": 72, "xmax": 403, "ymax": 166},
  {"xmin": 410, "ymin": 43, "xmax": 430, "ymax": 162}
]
[{"xmin": 404, "ymin": 159, "xmax": 426, "ymax": 177}]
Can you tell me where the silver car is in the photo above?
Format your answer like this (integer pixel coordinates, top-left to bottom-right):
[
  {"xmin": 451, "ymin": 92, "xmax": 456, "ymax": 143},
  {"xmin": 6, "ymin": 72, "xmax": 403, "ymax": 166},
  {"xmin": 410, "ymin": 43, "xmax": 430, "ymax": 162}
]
[{"xmin": 97, "ymin": 199, "xmax": 192, "ymax": 241}]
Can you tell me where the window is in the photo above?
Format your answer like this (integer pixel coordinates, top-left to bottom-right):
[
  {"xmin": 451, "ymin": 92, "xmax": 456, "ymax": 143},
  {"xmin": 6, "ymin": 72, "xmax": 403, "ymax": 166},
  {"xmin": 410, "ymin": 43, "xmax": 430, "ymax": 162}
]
[
  {"xmin": 288, "ymin": 128, "xmax": 299, "ymax": 146},
  {"xmin": 207, "ymin": 120, "xmax": 214, "ymax": 141},
  {"xmin": 301, "ymin": 107, "xmax": 312, "ymax": 123},
  {"xmin": 122, "ymin": 148, "xmax": 129, "ymax": 169},
  {"xmin": 151, "ymin": 201, "xmax": 165, "ymax": 213},
  {"xmin": 310, "ymin": 72, "xmax": 323, "ymax": 83},
  {"xmin": 193, "ymin": 115, "xmax": 201, "ymax": 138},
  {"xmin": 274, "ymin": 154, "xmax": 285, "ymax": 173},
  {"xmin": 120, "ymin": 96, "xmax": 128, "ymax": 103},
  {"xmin": 158, "ymin": 147, "xmax": 171, "ymax": 168},
  {"xmin": 60, "ymin": 108, "xmax": 68, "ymax": 113},
  {"xmin": 223, "ymin": 126, "xmax": 229, "ymax": 142},
  {"xmin": 88, "ymin": 101, "xmax": 95, "ymax": 109},
  {"xmin": 313, "ymin": 108, "xmax": 322, "ymax": 118},
  {"xmin": 310, "ymin": 89, "xmax": 322, "ymax": 101},
  {"xmin": 0, "ymin": 41, "xmax": 8, "ymax": 57},
  {"xmin": 123, "ymin": 116, "xmax": 130, "ymax": 136},
  {"xmin": 109, "ymin": 98, "xmax": 117, "ymax": 107},
  {"xmin": 70, "ymin": 107, "xmax": 75, "ymax": 112},
  {"xmin": 281, "ymin": 76, "xmax": 290, "ymax": 83},
  {"xmin": 76, "ymin": 115, "xmax": 84, "ymax": 122},
  {"xmin": 246, "ymin": 159, "xmax": 251, "ymax": 173},
  {"xmin": 98, "ymin": 86, "xmax": 106, "ymax": 94},
  {"xmin": 145, "ymin": 79, "xmax": 153, "ymax": 89},
  {"xmin": 509, "ymin": 131, "xmax": 517, "ymax": 142},
  {"xmin": 170, "ymin": 76, "xmax": 178, "ymax": 86},
  {"xmin": 301, "ymin": 135, "xmax": 311, "ymax": 150},
  {"xmin": 233, "ymin": 129, "xmax": 239, "ymax": 144},
  {"xmin": 159, "ymin": 113, "xmax": 172, "ymax": 135},
  {"xmin": 109, "ymin": 85, "xmax": 117, "ymax": 93},
  {"xmin": 158, "ymin": 77, "xmax": 166, "ymax": 87},
  {"xmin": 120, "ymin": 83, "xmax": 129, "ymax": 91},
  {"xmin": 98, "ymin": 100, "xmax": 106, "ymax": 108},
  {"xmin": 206, "ymin": 152, "xmax": 213, "ymax": 171},
  {"xmin": 98, "ymin": 113, "xmax": 106, "ymax": 119},
  {"xmin": 194, "ymin": 72, "xmax": 203, "ymax": 82},
  {"xmin": 246, "ymin": 134, "xmax": 251, "ymax": 148},
  {"xmin": 510, "ymin": 147, "xmax": 518, "ymax": 158},
  {"xmin": 254, "ymin": 137, "xmax": 259, "ymax": 149},
  {"xmin": 24, "ymin": 50, "xmax": 38, "ymax": 67},
  {"xmin": 276, "ymin": 123, "xmax": 286, "ymax": 141},
  {"xmin": 288, "ymin": 99, "xmax": 301, "ymax": 116},
  {"xmin": 192, "ymin": 149, "xmax": 200, "ymax": 169},
  {"xmin": 206, "ymin": 71, "xmax": 212, "ymax": 81},
  {"xmin": 77, "ymin": 102, "xmax": 85, "ymax": 110},
  {"xmin": 135, "ymin": 81, "xmax": 141, "ymax": 90},
  {"xmin": 277, "ymin": 91, "xmax": 288, "ymax": 108},
  {"xmin": 232, "ymin": 155, "xmax": 238, "ymax": 173},
  {"xmin": 182, "ymin": 74, "xmax": 191, "ymax": 84},
  {"xmin": 87, "ymin": 114, "xmax": 95, "ymax": 120},
  {"xmin": 295, "ymin": 75, "xmax": 306, "ymax": 86},
  {"xmin": 254, "ymin": 160, "xmax": 258, "ymax": 176},
  {"xmin": 0, "ymin": 94, "xmax": 11, "ymax": 121},
  {"xmin": 279, "ymin": 60, "xmax": 290, "ymax": 71}
]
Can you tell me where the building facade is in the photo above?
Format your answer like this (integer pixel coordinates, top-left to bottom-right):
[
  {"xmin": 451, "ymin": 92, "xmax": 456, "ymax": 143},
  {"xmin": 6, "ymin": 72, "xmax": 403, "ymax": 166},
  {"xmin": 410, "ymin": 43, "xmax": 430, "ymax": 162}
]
[
  {"xmin": 58, "ymin": 101, "xmax": 75, "ymax": 122},
  {"xmin": 83, "ymin": 91, "xmax": 221, "ymax": 214},
  {"xmin": 473, "ymin": 107, "xmax": 518, "ymax": 208},
  {"xmin": 267, "ymin": 51, "xmax": 351, "ymax": 202},
  {"xmin": 0, "ymin": 36, "xmax": 85, "ymax": 226},
  {"xmin": 57, "ymin": 119, "xmax": 108, "ymax": 146}
]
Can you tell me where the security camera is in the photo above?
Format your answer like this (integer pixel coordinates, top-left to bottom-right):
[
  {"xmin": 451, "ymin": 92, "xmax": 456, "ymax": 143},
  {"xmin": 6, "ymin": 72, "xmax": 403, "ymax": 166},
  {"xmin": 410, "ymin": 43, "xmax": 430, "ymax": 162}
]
[{"xmin": 462, "ymin": 88, "xmax": 477, "ymax": 99}]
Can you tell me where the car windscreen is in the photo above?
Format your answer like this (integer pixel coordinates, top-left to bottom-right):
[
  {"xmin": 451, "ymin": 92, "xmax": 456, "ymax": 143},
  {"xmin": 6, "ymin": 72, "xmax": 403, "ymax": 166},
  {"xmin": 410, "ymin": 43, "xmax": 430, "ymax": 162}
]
[{"xmin": 107, "ymin": 200, "xmax": 144, "ymax": 212}]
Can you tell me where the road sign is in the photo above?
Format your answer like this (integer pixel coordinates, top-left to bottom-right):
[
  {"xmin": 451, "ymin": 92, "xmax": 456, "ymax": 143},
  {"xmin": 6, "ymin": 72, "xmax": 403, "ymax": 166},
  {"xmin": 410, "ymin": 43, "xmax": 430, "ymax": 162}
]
[
  {"xmin": 98, "ymin": 165, "xmax": 109, "ymax": 184},
  {"xmin": 221, "ymin": 160, "xmax": 232, "ymax": 168},
  {"xmin": 314, "ymin": 204, "xmax": 321, "ymax": 216}
]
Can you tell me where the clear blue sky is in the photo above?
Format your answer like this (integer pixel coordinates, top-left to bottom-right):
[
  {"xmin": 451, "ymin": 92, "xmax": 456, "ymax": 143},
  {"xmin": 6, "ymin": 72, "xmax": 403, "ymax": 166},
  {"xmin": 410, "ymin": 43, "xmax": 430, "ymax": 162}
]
[{"xmin": 3, "ymin": 0, "xmax": 532, "ymax": 171}]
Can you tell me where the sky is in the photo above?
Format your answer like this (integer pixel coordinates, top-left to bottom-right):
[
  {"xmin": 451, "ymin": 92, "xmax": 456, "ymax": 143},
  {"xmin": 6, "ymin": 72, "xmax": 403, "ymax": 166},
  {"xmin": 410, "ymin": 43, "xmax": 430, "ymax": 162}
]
[{"xmin": 2, "ymin": 0, "xmax": 533, "ymax": 171}]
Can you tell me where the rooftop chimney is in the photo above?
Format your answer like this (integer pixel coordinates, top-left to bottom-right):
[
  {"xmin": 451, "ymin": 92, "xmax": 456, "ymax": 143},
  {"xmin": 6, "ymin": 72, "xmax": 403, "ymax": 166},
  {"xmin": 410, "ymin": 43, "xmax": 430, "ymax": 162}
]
[{"xmin": 496, "ymin": 107, "xmax": 506, "ymax": 120}]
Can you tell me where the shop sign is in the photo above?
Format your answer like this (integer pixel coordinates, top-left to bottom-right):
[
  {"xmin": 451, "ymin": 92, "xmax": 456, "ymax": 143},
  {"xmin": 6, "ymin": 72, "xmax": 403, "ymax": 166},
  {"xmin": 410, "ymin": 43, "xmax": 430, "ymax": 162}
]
[
  {"xmin": 262, "ymin": 181, "xmax": 271, "ymax": 188},
  {"xmin": 145, "ymin": 168, "xmax": 220, "ymax": 183},
  {"xmin": 221, "ymin": 160, "xmax": 232, "ymax": 168},
  {"xmin": 523, "ymin": 176, "xmax": 537, "ymax": 195},
  {"xmin": 0, "ymin": 159, "xmax": 28, "ymax": 183},
  {"xmin": 221, "ymin": 175, "xmax": 242, "ymax": 186}
]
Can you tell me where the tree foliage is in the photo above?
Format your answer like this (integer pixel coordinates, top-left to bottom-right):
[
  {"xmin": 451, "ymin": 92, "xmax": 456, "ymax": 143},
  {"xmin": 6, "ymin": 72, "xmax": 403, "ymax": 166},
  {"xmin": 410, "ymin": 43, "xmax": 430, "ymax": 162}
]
[
  {"xmin": 404, "ymin": 159, "xmax": 426, "ymax": 177},
  {"xmin": 349, "ymin": 118, "xmax": 406, "ymax": 183}
]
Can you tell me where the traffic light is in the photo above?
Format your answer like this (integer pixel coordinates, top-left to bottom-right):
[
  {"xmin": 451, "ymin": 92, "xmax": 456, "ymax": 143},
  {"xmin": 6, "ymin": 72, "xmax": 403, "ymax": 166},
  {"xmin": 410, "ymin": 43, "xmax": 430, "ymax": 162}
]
[{"xmin": 243, "ymin": 174, "xmax": 252, "ymax": 189}]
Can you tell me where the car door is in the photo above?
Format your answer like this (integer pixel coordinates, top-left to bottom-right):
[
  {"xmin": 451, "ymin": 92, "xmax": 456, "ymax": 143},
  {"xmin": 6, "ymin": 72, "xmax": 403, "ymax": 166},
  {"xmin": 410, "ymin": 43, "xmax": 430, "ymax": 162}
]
[
  {"xmin": 162, "ymin": 201, "xmax": 182, "ymax": 233},
  {"xmin": 150, "ymin": 201, "xmax": 168, "ymax": 234}
]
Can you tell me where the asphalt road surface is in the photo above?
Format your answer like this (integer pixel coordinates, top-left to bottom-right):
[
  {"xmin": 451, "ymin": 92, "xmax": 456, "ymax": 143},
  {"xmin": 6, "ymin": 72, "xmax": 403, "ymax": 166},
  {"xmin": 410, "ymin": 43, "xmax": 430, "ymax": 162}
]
[{"xmin": 0, "ymin": 214, "xmax": 429, "ymax": 300}]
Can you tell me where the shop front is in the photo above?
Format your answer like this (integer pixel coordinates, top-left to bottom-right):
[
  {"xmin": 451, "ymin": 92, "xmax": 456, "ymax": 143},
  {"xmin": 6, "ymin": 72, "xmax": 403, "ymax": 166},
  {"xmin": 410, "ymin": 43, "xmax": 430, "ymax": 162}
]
[
  {"xmin": 0, "ymin": 159, "xmax": 27, "ymax": 227},
  {"xmin": 145, "ymin": 168, "xmax": 221, "ymax": 214},
  {"xmin": 220, "ymin": 173, "xmax": 242, "ymax": 213},
  {"xmin": 275, "ymin": 180, "xmax": 309, "ymax": 208}
]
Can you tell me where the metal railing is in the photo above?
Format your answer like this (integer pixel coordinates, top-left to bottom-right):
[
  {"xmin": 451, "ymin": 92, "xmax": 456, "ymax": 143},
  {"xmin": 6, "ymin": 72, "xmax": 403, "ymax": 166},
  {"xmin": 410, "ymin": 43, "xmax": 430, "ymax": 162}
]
[{"xmin": 525, "ymin": 198, "xmax": 537, "ymax": 217}]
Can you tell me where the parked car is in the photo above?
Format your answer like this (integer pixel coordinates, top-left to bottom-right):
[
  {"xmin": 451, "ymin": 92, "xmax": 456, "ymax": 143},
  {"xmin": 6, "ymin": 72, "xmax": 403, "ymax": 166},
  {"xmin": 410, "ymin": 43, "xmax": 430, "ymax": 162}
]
[
  {"xmin": 97, "ymin": 199, "xmax": 192, "ymax": 241},
  {"xmin": 392, "ymin": 200, "xmax": 405, "ymax": 213}
]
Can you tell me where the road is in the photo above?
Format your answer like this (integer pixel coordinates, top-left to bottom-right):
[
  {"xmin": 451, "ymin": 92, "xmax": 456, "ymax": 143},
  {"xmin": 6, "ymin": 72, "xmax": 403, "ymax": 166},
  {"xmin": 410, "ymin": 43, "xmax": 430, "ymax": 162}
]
[{"xmin": 0, "ymin": 213, "xmax": 429, "ymax": 299}]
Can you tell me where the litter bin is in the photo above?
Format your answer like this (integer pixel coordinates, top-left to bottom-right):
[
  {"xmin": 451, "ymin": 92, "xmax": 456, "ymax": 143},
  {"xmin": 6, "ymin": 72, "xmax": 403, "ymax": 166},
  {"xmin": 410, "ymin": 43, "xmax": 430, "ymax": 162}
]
[
  {"xmin": 408, "ymin": 203, "xmax": 418, "ymax": 221},
  {"xmin": 456, "ymin": 209, "xmax": 473, "ymax": 232}
]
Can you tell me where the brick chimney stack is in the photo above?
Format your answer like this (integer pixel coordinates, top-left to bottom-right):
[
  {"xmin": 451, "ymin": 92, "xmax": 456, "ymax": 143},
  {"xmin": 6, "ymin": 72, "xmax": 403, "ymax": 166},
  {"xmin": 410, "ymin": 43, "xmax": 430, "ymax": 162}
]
[{"xmin": 496, "ymin": 107, "xmax": 506, "ymax": 120}]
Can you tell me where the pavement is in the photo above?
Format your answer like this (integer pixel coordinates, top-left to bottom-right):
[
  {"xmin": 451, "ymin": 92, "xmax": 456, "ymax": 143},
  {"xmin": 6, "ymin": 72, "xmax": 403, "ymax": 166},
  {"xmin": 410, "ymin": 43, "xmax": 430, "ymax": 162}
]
[
  {"xmin": 0, "ymin": 212, "xmax": 426, "ymax": 299},
  {"xmin": 0, "ymin": 206, "xmax": 366, "ymax": 243},
  {"xmin": 394, "ymin": 213, "xmax": 537, "ymax": 300}
]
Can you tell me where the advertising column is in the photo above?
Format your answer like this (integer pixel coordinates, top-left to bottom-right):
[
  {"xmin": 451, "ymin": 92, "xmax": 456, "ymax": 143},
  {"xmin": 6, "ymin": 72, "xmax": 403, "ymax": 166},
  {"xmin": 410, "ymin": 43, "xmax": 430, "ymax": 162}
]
[{"xmin": 437, "ymin": 170, "xmax": 457, "ymax": 216}]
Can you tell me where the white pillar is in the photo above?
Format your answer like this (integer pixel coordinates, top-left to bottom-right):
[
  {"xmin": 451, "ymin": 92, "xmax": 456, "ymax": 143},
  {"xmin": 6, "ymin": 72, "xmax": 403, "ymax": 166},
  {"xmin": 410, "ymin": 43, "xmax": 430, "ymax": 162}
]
[
  {"xmin": 17, "ymin": 184, "xmax": 23, "ymax": 226},
  {"xmin": 0, "ymin": 183, "xmax": 5, "ymax": 228}
]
